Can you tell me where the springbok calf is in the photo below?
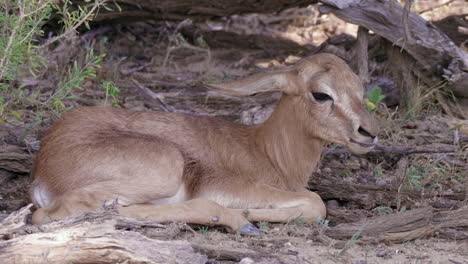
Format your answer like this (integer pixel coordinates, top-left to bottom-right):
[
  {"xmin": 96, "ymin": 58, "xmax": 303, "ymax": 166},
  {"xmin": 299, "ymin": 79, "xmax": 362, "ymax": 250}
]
[{"xmin": 30, "ymin": 54, "xmax": 378, "ymax": 235}]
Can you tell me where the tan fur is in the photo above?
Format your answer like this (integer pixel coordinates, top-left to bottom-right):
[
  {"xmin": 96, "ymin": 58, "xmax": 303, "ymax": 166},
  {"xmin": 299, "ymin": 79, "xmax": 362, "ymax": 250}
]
[{"xmin": 30, "ymin": 54, "xmax": 378, "ymax": 232}]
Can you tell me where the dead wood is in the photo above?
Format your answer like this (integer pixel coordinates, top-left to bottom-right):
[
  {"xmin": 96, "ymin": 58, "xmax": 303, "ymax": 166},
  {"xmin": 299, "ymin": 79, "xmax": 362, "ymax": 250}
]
[
  {"xmin": 326, "ymin": 207, "xmax": 369, "ymax": 224},
  {"xmin": 309, "ymin": 172, "xmax": 466, "ymax": 210},
  {"xmin": 351, "ymin": 26, "xmax": 370, "ymax": 85},
  {"xmin": 0, "ymin": 145, "xmax": 33, "ymax": 174},
  {"xmin": 191, "ymin": 244, "xmax": 272, "ymax": 261},
  {"xmin": 323, "ymin": 143, "xmax": 458, "ymax": 160},
  {"xmin": 386, "ymin": 43, "xmax": 419, "ymax": 110},
  {"xmin": 180, "ymin": 26, "xmax": 312, "ymax": 55},
  {"xmin": 320, "ymin": 0, "xmax": 468, "ymax": 98},
  {"xmin": 326, "ymin": 206, "xmax": 468, "ymax": 243},
  {"xmin": 327, "ymin": 207, "xmax": 434, "ymax": 241},
  {"xmin": 314, "ymin": 33, "xmax": 356, "ymax": 61},
  {"xmin": 0, "ymin": 204, "xmax": 207, "ymax": 264},
  {"xmin": 0, "ymin": 204, "xmax": 33, "ymax": 240},
  {"xmin": 433, "ymin": 13, "xmax": 468, "ymax": 46},
  {"xmin": 437, "ymin": 228, "xmax": 468, "ymax": 240},
  {"xmin": 92, "ymin": 0, "xmax": 317, "ymax": 22},
  {"xmin": 310, "ymin": 174, "xmax": 401, "ymax": 209},
  {"xmin": 130, "ymin": 78, "xmax": 176, "ymax": 112},
  {"xmin": 122, "ymin": 81, "xmax": 280, "ymax": 122},
  {"xmin": 418, "ymin": 0, "xmax": 457, "ymax": 16},
  {"xmin": 433, "ymin": 207, "xmax": 468, "ymax": 229},
  {"xmin": 0, "ymin": 223, "xmax": 207, "ymax": 264}
]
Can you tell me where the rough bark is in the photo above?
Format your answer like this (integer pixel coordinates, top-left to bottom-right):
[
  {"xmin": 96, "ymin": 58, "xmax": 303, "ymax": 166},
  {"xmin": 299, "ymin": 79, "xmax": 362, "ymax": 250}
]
[
  {"xmin": 351, "ymin": 26, "xmax": 370, "ymax": 85},
  {"xmin": 123, "ymin": 83, "xmax": 279, "ymax": 124},
  {"xmin": 192, "ymin": 244, "xmax": 272, "ymax": 262},
  {"xmin": 326, "ymin": 207, "xmax": 468, "ymax": 243},
  {"xmin": 180, "ymin": 26, "xmax": 312, "ymax": 55},
  {"xmin": 386, "ymin": 42, "xmax": 419, "ymax": 109},
  {"xmin": 0, "ymin": 204, "xmax": 33, "ymax": 240},
  {"xmin": 92, "ymin": 0, "xmax": 318, "ymax": 22},
  {"xmin": 319, "ymin": 0, "xmax": 468, "ymax": 98},
  {"xmin": 309, "ymin": 171, "xmax": 466, "ymax": 210},
  {"xmin": 433, "ymin": 14, "xmax": 468, "ymax": 46},
  {"xmin": 0, "ymin": 205, "xmax": 207, "ymax": 264},
  {"xmin": 323, "ymin": 143, "xmax": 458, "ymax": 161},
  {"xmin": 1, "ymin": 225, "xmax": 206, "ymax": 264},
  {"xmin": 0, "ymin": 145, "xmax": 32, "ymax": 174}
]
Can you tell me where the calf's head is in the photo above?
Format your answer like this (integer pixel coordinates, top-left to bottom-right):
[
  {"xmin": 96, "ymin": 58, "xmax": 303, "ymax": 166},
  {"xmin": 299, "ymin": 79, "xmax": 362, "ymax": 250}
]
[{"xmin": 208, "ymin": 53, "xmax": 379, "ymax": 154}]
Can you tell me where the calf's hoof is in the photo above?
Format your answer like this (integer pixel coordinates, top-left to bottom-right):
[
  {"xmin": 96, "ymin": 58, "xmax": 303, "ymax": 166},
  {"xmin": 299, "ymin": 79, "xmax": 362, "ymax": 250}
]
[{"xmin": 236, "ymin": 223, "xmax": 260, "ymax": 236}]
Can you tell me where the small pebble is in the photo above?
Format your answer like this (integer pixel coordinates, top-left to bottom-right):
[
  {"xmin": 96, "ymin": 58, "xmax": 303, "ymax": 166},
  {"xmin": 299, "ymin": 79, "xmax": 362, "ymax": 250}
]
[
  {"xmin": 239, "ymin": 257, "xmax": 255, "ymax": 264},
  {"xmin": 376, "ymin": 249, "xmax": 391, "ymax": 257},
  {"xmin": 376, "ymin": 179, "xmax": 387, "ymax": 186}
]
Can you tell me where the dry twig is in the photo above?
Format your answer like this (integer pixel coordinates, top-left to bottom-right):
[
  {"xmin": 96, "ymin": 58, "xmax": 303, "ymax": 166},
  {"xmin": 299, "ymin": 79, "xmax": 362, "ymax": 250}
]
[
  {"xmin": 418, "ymin": 0, "xmax": 456, "ymax": 14},
  {"xmin": 323, "ymin": 143, "xmax": 458, "ymax": 158}
]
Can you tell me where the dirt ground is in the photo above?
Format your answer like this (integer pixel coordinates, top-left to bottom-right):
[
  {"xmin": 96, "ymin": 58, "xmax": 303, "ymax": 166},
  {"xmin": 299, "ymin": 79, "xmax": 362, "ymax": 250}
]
[
  {"xmin": 1, "ymin": 2, "xmax": 468, "ymax": 263},
  {"xmin": 184, "ymin": 230, "xmax": 468, "ymax": 263}
]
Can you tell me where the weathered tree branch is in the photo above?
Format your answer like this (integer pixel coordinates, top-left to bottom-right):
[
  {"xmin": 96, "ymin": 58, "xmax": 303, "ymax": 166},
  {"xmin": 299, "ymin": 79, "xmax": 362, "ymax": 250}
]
[
  {"xmin": 0, "ymin": 204, "xmax": 33, "ymax": 239},
  {"xmin": 352, "ymin": 26, "xmax": 370, "ymax": 85},
  {"xmin": 319, "ymin": 0, "xmax": 468, "ymax": 98},
  {"xmin": 0, "ymin": 145, "xmax": 33, "ymax": 174},
  {"xmin": 93, "ymin": 0, "xmax": 318, "ymax": 22},
  {"xmin": 323, "ymin": 143, "xmax": 458, "ymax": 159},
  {"xmin": 309, "ymin": 167, "xmax": 466, "ymax": 210},
  {"xmin": 0, "ymin": 205, "xmax": 207, "ymax": 264},
  {"xmin": 192, "ymin": 244, "xmax": 272, "ymax": 262},
  {"xmin": 326, "ymin": 207, "xmax": 468, "ymax": 243}
]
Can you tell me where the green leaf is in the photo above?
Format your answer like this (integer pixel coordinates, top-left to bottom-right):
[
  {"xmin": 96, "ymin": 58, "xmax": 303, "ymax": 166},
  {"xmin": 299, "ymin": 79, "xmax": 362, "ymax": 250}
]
[
  {"xmin": 364, "ymin": 86, "xmax": 385, "ymax": 112},
  {"xmin": 366, "ymin": 86, "xmax": 385, "ymax": 104}
]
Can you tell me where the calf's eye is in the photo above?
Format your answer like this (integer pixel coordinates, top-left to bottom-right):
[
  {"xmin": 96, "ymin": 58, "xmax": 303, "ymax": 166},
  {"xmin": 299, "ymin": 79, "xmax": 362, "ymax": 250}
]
[{"xmin": 312, "ymin": 92, "xmax": 333, "ymax": 102}]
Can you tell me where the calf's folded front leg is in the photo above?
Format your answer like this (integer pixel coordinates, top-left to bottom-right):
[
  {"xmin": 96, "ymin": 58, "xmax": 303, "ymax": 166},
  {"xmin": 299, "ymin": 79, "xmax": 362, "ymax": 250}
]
[
  {"xmin": 224, "ymin": 184, "xmax": 327, "ymax": 224},
  {"xmin": 119, "ymin": 199, "xmax": 259, "ymax": 235}
]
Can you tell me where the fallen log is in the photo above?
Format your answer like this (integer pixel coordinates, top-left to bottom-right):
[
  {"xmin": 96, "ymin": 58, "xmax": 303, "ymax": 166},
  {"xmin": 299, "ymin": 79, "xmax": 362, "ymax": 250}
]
[
  {"xmin": 180, "ymin": 26, "xmax": 312, "ymax": 55},
  {"xmin": 326, "ymin": 207, "xmax": 468, "ymax": 243},
  {"xmin": 319, "ymin": 0, "xmax": 468, "ymax": 98},
  {"xmin": 433, "ymin": 14, "xmax": 468, "ymax": 46},
  {"xmin": 0, "ymin": 204, "xmax": 33, "ymax": 240},
  {"xmin": 93, "ymin": 0, "xmax": 318, "ymax": 22},
  {"xmin": 309, "ymin": 172, "xmax": 466, "ymax": 210},
  {"xmin": 0, "ymin": 223, "xmax": 207, "ymax": 264},
  {"xmin": 192, "ymin": 244, "xmax": 273, "ymax": 262},
  {"xmin": 0, "ymin": 145, "xmax": 33, "ymax": 174},
  {"xmin": 327, "ymin": 207, "xmax": 435, "ymax": 242},
  {"xmin": 0, "ymin": 204, "xmax": 207, "ymax": 264},
  {"xmin": 323, "ymin": 143, "xmax": 459, "ymax": 160}
]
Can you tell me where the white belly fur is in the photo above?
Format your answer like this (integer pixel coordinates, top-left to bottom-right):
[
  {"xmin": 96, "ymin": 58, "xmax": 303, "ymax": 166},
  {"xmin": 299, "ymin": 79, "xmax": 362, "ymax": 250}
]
[
  {"xmin": 31, "ymin": 184, "xmax": 52, "ymax": 208},
  {"xmin": 150, "ymin": 184, "xmax": 187, "ymax": 205}
]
